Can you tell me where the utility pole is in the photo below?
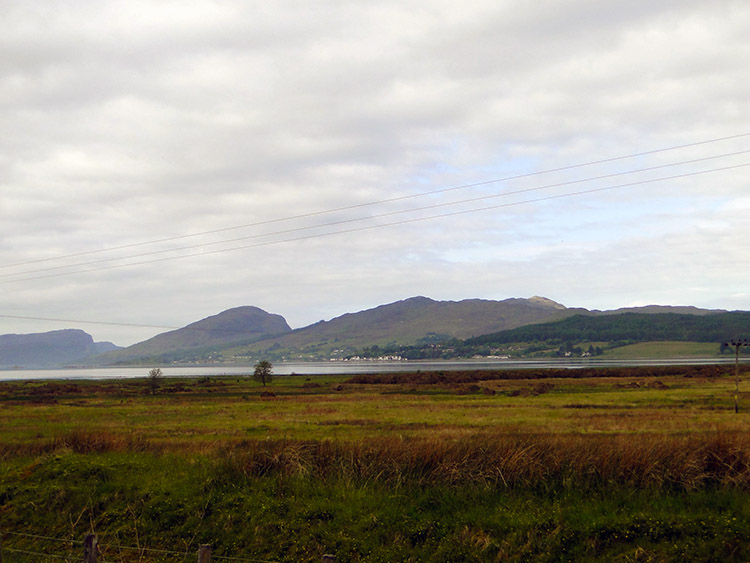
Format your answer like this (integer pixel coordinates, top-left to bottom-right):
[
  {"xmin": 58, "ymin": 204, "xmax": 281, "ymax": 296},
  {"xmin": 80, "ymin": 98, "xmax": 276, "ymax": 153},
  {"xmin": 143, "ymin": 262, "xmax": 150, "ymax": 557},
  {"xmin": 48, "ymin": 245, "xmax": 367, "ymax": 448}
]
[{"xmin": 724, "ymin": 339, "xmax": 749, "ymax": 413}]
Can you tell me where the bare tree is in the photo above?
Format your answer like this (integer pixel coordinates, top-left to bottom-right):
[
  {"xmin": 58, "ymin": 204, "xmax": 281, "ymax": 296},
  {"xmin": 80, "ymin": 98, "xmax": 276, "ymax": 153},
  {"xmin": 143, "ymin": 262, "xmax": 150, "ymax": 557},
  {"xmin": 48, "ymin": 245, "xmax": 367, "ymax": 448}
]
[
  {"xmin": 253, "ymin": 360, "xmax": 273, "ymax": 387},
  {"xmin": 147, "ymin": 367, "xmax": 163, "ymax": 394}
]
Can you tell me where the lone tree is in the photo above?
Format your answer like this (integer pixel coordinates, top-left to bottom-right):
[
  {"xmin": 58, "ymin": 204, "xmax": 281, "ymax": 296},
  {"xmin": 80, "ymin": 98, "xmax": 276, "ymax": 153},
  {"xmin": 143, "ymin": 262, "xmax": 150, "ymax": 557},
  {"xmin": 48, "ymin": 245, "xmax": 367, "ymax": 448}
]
[
  {"xmin": 147, "ymin": 367, "xmax": 163, "ymax": 395},
  {"xmin": 253, "ymin": 360, "xmax": 273, "ymax": 387}
]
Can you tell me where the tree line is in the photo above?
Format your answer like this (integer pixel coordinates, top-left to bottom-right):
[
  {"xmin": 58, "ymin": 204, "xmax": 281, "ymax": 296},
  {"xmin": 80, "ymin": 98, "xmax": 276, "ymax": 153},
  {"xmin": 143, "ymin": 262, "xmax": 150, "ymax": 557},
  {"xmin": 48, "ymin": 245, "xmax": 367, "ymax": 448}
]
[{"xmin": 351, "ymin": 312, "xmax": 750, "ymax": 360}]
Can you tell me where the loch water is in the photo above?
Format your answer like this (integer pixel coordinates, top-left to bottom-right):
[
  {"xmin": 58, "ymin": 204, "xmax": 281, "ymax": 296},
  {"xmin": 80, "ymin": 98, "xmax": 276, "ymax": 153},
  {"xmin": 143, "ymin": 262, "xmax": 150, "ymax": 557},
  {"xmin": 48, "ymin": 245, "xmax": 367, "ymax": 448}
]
[{"xmin": 0, "ymin": 357, "xmax": 744, "ymax": 381}]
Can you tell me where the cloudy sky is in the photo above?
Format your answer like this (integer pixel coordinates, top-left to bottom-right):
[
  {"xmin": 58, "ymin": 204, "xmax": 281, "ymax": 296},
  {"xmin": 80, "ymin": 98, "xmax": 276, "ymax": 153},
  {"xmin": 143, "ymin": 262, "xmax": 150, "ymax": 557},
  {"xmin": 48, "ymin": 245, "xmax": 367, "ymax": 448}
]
[{"xmin": 2, "ymin": 0, "xmax": 749, "ymax": 346}]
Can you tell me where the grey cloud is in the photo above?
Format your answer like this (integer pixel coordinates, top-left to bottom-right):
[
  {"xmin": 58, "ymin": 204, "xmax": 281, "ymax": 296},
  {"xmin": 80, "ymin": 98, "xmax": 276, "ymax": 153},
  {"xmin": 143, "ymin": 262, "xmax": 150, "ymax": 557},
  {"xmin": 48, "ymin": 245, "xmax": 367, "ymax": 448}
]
[{"xmin": 1, "ymin": 0, "xmax": 749, "ymax": 345}]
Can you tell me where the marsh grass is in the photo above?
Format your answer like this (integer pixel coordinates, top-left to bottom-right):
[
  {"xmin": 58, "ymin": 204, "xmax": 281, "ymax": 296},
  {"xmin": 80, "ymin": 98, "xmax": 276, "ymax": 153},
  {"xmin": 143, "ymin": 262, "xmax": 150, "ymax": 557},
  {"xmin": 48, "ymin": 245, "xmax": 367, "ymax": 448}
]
[
  {"xmin": 2, "ymin": 368, "xmax": 750, "ymax": 561},
  {"xmin": 11, "ymin": 429, "xmax": 747, "ymax": 490},
  {"xmin": 2, "ymin": 443, "xmax": 749, "ymax": 562},
  {"xmin": 2, "ymin": 370, "xmax": 748, "ymax": 451},
  {"xmin": 0, "ymin": 424, "xmax": 748, "ymax": 504}
]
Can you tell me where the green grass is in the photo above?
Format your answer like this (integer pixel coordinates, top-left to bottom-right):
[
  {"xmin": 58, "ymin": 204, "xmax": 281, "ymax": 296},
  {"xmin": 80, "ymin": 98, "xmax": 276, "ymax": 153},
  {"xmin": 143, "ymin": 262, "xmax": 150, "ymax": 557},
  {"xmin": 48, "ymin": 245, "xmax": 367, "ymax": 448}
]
[
  {"xmin": 603, "ymin": 341, "xmax": 723, "ymax": 359},
  {"xmin": 2, "ymin": 451, "xmax": 749, "ymax": 562},
  {"xmin": 1, "ymin": 370, "xmax": 748, "ymax": 448},
  {"xmin": 0, "ymin": 379, "xmax": 743, "ymax": 446},
  {"xmin": 1, "ymin": 367, "xmax": 750, "ymax": 561}
]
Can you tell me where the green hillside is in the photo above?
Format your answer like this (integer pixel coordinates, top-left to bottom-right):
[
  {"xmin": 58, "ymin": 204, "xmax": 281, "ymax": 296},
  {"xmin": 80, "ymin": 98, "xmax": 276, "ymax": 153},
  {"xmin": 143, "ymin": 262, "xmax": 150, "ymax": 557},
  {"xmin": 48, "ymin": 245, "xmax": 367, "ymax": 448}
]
[
  {"xmin": 90, "ymin": 299, "xmax": 746, "ymax": 365},
  {"xmin": 466, "ymin": 312, "xmax": 750, "ymax": 347},
  {"xmin": 354, "ymin": 312, "xmax": 750, "ymax": 360},
  {"xmin": 601, "ymin": 341, "xmax": 721, "ymax": 359},
  {"xmin": 100, "ymin": 306, "xmax": 291, "ymax": 365},
  {"xmin": 221, "ymin": 296, "xmax": 577, "ymax": 362}
]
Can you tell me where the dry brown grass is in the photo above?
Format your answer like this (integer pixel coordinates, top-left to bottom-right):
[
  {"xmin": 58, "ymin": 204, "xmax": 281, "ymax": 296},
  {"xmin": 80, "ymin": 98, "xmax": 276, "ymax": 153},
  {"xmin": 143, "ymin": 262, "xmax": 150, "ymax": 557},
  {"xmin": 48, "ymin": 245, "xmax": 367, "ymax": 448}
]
[
  {"xmin": 346, "ymin": 364, "xmax": 732, "ymax": 385},
  {"xmin": 3, "ymin": 368, "xmax": 750, "ymax": 491},
  {"xmin": 17, "ymin": 429, "xmax": 739, "ymax": 491},
  {"xmin": 212, "ymin": 431, "xmax": 750, "ymax": 490},
  {"xmin": 4, "ymin": 428, "xmax": 746, "ymax": 490}
]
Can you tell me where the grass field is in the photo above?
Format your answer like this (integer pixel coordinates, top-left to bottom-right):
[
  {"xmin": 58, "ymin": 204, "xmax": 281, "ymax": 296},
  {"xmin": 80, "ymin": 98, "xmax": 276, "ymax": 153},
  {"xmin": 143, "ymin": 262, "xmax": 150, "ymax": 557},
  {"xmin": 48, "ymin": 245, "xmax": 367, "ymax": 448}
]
[
  {"xmin": 1, "ymin": 366, "xmax": 749, "ymax": 561},
  {"xmin": 602, "ymin": 341, "xmax": 723, "ymax": 359}
]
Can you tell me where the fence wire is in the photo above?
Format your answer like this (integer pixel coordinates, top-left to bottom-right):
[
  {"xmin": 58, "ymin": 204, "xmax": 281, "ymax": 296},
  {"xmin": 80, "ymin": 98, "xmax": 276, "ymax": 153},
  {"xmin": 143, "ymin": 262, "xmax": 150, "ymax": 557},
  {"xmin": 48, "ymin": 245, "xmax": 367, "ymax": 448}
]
[{"xmin": 1, "ymin": 530, "xmax": 280, "ymax": 562}]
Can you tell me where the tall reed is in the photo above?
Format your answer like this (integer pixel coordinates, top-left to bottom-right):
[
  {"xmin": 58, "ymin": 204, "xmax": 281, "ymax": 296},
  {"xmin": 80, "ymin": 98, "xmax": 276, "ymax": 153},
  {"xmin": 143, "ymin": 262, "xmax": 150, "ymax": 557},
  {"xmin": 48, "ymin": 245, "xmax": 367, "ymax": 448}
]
[
  {"xmin": 216, "ymin": 432, "xmax": 750, "ymax": 490},
  {"xmin": 7, "ymin": 429, "xmax": 748, "ymax": 491}
]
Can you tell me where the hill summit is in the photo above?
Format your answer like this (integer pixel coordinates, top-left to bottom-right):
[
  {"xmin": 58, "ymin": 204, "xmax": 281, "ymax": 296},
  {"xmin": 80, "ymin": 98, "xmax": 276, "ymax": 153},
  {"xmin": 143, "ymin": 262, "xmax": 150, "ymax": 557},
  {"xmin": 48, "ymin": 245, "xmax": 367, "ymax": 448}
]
[
  {"xmin": 222, "ymin": 296, "xmax": 579, "ymax": 362},
  {"xmin": 101, "ymin": 306, "xmax": 291, "ymax": 364},
  {"xmin": 0, "ymin": 329, "xmax": 120, "ymax": 368}
]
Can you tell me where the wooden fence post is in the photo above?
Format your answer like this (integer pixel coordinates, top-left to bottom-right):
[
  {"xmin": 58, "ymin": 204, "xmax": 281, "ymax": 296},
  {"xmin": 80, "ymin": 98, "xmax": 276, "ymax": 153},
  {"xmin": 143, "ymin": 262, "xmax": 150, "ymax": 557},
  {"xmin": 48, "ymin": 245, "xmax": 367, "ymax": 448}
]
[
  {"xmin": 197, "ymin": 544, "xmax": 212, "ymax": 562},
  {"xmin": 83, "ymin": 534, "xmax": 98, "ymax": 563}
]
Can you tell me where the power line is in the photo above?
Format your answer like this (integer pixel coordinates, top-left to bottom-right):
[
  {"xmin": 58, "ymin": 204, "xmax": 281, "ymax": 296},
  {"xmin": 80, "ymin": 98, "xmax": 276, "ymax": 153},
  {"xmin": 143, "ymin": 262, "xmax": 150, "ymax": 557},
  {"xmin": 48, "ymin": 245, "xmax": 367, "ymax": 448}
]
[
  {"xmin": 0, "ymin": 313, "xmax": 284, "ymax": 336},
  {"xmin": 2, "ymin": 149, "xmax": 748, "ymax": 280},
  {"xmin": 2, "ymin": 131, "xmax": 748, "ymax": 271},
  {"xmin": 2, "ymin": 162, "xmax": 747, "ymax": 285},
  {"xmin": 0, "ymin": 314, "xmax": 180, "ymax": 331}
]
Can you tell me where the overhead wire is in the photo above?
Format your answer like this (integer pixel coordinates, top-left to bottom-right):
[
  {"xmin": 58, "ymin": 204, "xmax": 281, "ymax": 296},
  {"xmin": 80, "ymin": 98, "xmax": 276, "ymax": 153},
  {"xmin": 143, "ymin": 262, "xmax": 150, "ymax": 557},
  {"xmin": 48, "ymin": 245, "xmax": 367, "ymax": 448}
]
[
  {"xmin": 1, "ymin": 131, "xmax": 748, "ymax": 271},
  {"xmin": 1, "ymin": 149, "xmax": 748, "ymax": 281},
  {"xmin": 0, "ymin": 161, "xmax": 747, "ymax": 332},
  {"xmin": 1, "ymin": 134, "xmax": 748, "ymax": 332},
  {"xmin": 0, "ymin": 314, "xmax": 183, "ymax": 331},
  {"xmin": 2, "ymin": 161, "xmax": 747, "ymax": 285},
  {"xmin": 0, "ymin": 313, "xmax": 283, "ymax": 336}
]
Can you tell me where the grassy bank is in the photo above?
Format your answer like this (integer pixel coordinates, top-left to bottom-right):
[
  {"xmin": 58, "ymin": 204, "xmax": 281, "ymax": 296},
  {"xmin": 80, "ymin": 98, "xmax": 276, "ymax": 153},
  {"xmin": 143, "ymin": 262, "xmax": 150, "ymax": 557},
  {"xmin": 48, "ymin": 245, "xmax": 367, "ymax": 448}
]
[
  {"xmin": 602, "ymin": 341, "xmax": 722, "ymax": 359},
  {"xmin": 2, "ymin": 438, "xmax": 749, "ymax": 562},
  {"xmin": 1, "ymin": 367, "xmax": 749, "ymax": 561}
]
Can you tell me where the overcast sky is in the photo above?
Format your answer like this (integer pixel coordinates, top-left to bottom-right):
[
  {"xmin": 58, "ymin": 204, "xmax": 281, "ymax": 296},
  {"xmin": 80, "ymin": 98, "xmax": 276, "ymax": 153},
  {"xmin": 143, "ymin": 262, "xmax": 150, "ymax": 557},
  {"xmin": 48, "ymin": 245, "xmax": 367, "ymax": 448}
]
[{"xmin": 2, "ymin": 0, "xmax": 749, "ymax": 346}]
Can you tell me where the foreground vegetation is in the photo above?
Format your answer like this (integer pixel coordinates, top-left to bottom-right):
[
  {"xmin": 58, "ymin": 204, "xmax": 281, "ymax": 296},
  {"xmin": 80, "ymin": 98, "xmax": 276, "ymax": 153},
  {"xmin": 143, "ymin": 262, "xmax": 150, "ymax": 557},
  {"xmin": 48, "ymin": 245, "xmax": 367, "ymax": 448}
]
[{"xmin": 1, "ymin": 366, "xmax": 749, "ymax": 561}]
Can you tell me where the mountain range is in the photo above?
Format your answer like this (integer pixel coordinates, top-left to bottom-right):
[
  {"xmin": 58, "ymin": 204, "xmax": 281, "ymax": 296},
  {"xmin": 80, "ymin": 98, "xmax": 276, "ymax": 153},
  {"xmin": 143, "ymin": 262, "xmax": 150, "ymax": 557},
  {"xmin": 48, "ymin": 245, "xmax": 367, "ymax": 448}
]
[
  {"xmin": 220, "ymin": 296, "xmax": 582, "ymax": 363},
  {"xmin": 0, "ymin": 296, "xmax": 738, "ymax": 368},
  {"xmin": 0, "ymin": 329, "xmax": 120, "ymax": 369},
  {"xmin": 99, "ymin": 306, "xmax": 291, "ymax": 365}
]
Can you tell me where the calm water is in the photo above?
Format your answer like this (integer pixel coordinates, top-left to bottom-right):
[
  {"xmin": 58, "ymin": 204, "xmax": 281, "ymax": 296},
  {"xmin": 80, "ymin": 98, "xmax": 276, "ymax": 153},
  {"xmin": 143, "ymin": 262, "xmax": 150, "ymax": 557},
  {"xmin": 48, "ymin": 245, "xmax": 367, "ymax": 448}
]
[{"xmin": 0, "ymin": 357, "xmax": 745, "ymax": 381}]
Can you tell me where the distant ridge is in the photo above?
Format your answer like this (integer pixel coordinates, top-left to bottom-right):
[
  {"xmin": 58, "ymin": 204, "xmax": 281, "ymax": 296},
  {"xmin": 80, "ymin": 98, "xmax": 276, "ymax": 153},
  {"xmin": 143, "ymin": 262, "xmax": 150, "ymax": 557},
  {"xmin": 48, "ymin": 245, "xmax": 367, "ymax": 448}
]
[
  {"xmin": 4, "ymin": 297, "xmax": 740, "ymax": 367},
  {"xmin": 599, "ymin": 305, "xmax": 727, "ymax": 316},
  {"xmin": 221, "ymin": 298, "xmax": 733, "ymax": 362},
  {"xmin": 92, "ymin": 297, "xmax": 738, "ymax": 364},
  {"xmin": 227, "ymin": 296, "xmax": 581, "ymax": 361},
  {"xmin": 0, "ymin": 329, "xmax": 120, "ymax": 368},
  {"xmin": 529, "ymin": 296, "xmax": 567, "ymax": 310},
  {"xmin": 467, "ymin": 311, "xmax": 750, "ymax": 347},
  {"xmin": 100, "ymin": 306, "xmax": 291, "ymax": 364}
]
